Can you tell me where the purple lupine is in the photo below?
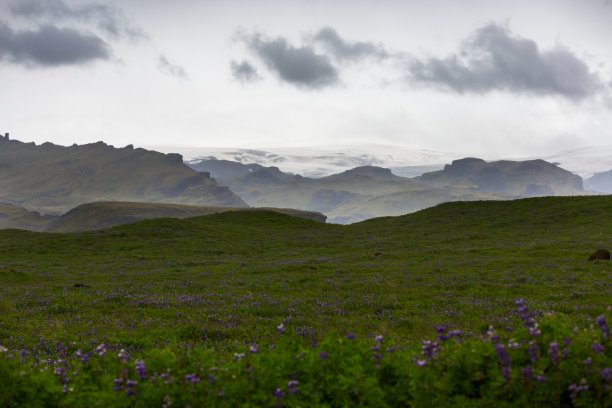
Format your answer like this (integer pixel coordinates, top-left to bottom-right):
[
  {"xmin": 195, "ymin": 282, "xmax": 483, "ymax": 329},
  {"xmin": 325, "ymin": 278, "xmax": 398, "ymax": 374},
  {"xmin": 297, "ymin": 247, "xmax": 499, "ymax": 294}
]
[
  {"xmin": 592, "ymin": 343, "xmax": 605, "ymax": 354},
  {"xmin": 274, "ymin": 388, "xmax": 285, "ymax": 399},
  {"xmin": 568, "ymin": 379, "xmax": 589, "ymax": 400},
  {"xmin": 521, "ymin": 365, "xmax": 534, "ymax": 381},
  {"xmin": 288, "ymin": 380, "xmax": 299, "ymax": 394},
  {"xmin": 319, "ymin": 351, "xmax": 329, "ymax": 361},
  {"xmin": 346, "ymin": 333, "xmax": 356, "ymax": 340},
  {"xmin": 583, "ymin": 357, "xmax": 592, "ymax": 366},
  {"xmin": 135, "ymin": 360, "xmax": 147, "ymax": 380},
  {"xmin": 528, "ymin": 341, "xmax": 540, "ymax": 362},
  {"xmin": 414, "ymin": 359, "xmax": 427, "ymax": 367},
  {"xmin": 277, "ymin": 323, "xmax": 286, "ymax": 334},
  {"xmin": 549, "ymin": 342, "xmax": 560, "ymax": 364},
  {"xmin": 95, "ymin": 343, "xmax": 106, "ymax": 357},
  {"xmin": 126, "ymin": 380, "xmax": 138, "ymax": 396},
  {"xmin": 495, "ymin": 343, "xmax": 511, "ymax": 382},
  {"xmin": 249, "ymin": 344, "xmax": 259, "ymax": 354},
  {"xmin": 602, "ymin": 367, "xmax": 611, "ymax": 381},
  {"xmin": 117, "ymin": 349, "xmax": 129, "ymax": 363},
  {"xmin": 516, "ymin": 299, "xmax": 536, "ymax": 328},
  {"xmin": 422, "ymin": 340, "xmax": 439, "ymax": 359},
  {"xmin": 596, "ymin": 315, "xmax": 610, "ymax": 339},
  {"xmin": 185, "ymin": 374, "xmax": 201, "ymax": 383}
]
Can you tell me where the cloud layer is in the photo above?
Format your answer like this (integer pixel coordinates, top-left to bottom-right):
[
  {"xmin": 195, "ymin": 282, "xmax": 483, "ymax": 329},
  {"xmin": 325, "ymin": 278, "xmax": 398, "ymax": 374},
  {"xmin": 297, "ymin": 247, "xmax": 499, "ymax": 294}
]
[
  {"xmin": 406, "ymin": 23, "xmax": 602, "ymax": 100},
  {"xmin": 235, "ymin": 23, "xmax": 605, "ymax": 101},
  {"xmin": 0, "ymin": 22, "xmax": 109, "ymax": 66},
  {"xmin": 9, "ymin": 0, "xmax": 146, "ymax": 41},
  {"xmin": 158, "ymin": 55, "xmax": 189, "ymax": 80},
  {"xmin": 240, "ymin": 32, "xmax": 339, "ymax": 89},
  {"xmin": 230, "ymin": 60, "xmax": 261, "ymax": 83}
]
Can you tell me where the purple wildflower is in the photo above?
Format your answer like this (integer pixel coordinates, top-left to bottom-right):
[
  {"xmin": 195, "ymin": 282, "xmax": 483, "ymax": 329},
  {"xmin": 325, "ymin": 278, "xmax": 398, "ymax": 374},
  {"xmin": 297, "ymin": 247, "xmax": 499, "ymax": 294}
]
[
  {"xmin": 249, "ymin": 344, "xmax": 260, "ymax": 354},
  {"xmin": 602, "ymin": 367, "xmax": 611, "ymax": 381},
  {"xmin": 495, "ymin": 343, "xmax": 512, "ymax": 382},
  {"xmin": 592, "ymin": 343, "xmax": 604, "ymax": 354},
  {"xmin": 415, "ymin": 359, "xmax": 427, "ymax": 367},
  {"xmin": 95, "ymin": 344, "xmax": 106, "ymax": 357},
  {"xmin": 422, "ymin": 340, "xmax": 439, "ymax": 359},
  {"xmin": 277, "ymin": 324, "xmax": 285, "ymax": 334},
  {"xmin": 319, "ymin": 351, "xmax": 329, "ymax": 361},
  {"xmin": 583, "ymin": 357, "xmax": 592, "ymax": 366},
  {"xmin": 347, "ymin": 333, "xmax": 356, "ymax": 340},
  {"xmin": 117, "ymin": 349, "xmax": 129, "ymax": 363},
  {"xmin": 288, "ymin": 380, "xmax": 299, "ymax": 394},
  {"xmin": 274, "ymin": 388, "xmax": 285, "ymax": 399},
  {"xmin": 135, "ymin": 360, "xmax": 147, "ymax": 380},
  {"xmin": 521, "ymin": 365, "xmax": 534, "ymax": 381},
  {"xmin": 596, "ymin": 315, "xmax": 610, "ymax": 339},
  {"xmin": 185, "ymin": 374, "xmax": 201, "ymax": 383},
  {"xmin": 568, "ymin": 379, "xmax": 589, "ymax": 400},
  {"xmin": 528, "ymin": 341, "xmax": 540, "ymax": 362},
  {"xmin": 549, "ymin": 342, "xmax": 560, "ymax": 364}
]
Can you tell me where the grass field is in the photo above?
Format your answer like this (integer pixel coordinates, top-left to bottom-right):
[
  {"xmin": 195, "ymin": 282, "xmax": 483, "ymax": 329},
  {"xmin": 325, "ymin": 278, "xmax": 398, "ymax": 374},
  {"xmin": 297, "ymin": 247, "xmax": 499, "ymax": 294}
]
[{"xmin": 0, "ymin": 196, "xmax": 611, "ymax": 406}]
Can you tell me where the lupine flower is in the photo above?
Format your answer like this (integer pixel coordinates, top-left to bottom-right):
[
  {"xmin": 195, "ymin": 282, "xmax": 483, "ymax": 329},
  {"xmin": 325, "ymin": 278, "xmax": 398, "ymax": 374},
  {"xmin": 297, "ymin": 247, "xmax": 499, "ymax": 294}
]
[
  {"xmin": 528, "ymin": 341, "xmax": 540, "ymax": 362},
  {"xmin": 346, "ymin": 333, "xmax": 356, "ymax": 340},
  {"xmin": 135, "ymin": 360, "xmax": 147, "ymax": 380},
  {"xmin": 549, "ymin": 342, "xmax": 560, "ymax": 364},
  {"xmin": 277, "ymin": 324, "xmax": 285, "ymax": 334},
  {"xmin": 274, "ymin": 388, "xmax": 285, "ymax": 399},
  {"xmin": 375, "ymin": 334, "xmax": 384, "ymax": 342},
  {"xmin": 249, "ymin": 344, "xmax": 259, "ymax": 354},
  {"xmin": 319, "ymin": 351, "xmax": 329, "ymax": 360},
  {"xmin": 234, "ymin": 353, "xmax": 246, "ymax": 361},
  {"xmin": 288, "ymin": 380, "xmax": 299, "ymax": 394},
  {"xmin": 185, "ymin": 374, "xmax": 201, "ymax": 383},
  {"xmin": 95, "ymin": 344, "xmax": 106, "ymax": 357},
  {"xmin": 583, "ymin": 357, "xmax": 592, "ymax": 366},
  {"xmin": 568, "ymin": 379, "xmax": 589, "ymax": 400},
  {"xmin": 495, "ymin": 343, "xmax": 511, "ymax": 382},
  {"xmin": 126, "ymin": 380, "xmax": 138, "ymax": 396},
  {"xmin": 592, "ymin": 343, "xmax": 604, "ymax": 354},
  {"xmin": 415, "ymin": 359, "xmax": 427, "ymax": 367},
  {"xmin": 596, "ymin": 315, "xmax": 610, "ymax": 339},
  {"xmin": 521, "ymin": 365, "xmax": 534, "ymax": 381},
  {"xmin": 117, "ymin": 349, "xmax": 129, "ymax": 363},
  {"xmin": 449, "ymin": 330, "xmax": 463, "ymax": 338},
  {"xmin": 602, "ymin": 367, "xmax": 611, "ymax": 381}
]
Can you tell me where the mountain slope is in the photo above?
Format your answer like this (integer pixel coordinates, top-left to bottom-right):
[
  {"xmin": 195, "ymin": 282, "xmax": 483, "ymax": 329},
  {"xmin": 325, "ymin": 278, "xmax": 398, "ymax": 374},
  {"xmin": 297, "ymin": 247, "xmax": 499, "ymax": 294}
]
[
  {"xmin": 418, "ymin": 158, "xmax": 583, "ymax": 196},
  {"xmin": 47, "ymin": 201, "xmax": 326, "ymax": 232},
  {"xmin": 0, "ymin": 139, "xmax": 247, "ymax": 213}
]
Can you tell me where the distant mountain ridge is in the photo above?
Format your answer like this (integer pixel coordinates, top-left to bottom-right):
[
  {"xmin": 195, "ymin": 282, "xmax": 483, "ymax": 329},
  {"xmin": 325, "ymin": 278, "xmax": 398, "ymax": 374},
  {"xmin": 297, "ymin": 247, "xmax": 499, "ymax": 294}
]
[
  {"xmin": 190, "ymin": 157, "xmax": 588, "ymax": 223},
  {"xmin": 0, "ymin": 138, "xmax": 246, "ymax": 213},
  {"xmin": 417, "ymin": 158, "xmax": 583, "ymax": 196}
]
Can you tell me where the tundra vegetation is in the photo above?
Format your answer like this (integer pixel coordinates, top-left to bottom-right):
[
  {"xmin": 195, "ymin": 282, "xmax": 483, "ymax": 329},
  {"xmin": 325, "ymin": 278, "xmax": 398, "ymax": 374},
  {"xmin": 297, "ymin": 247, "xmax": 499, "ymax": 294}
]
[{"xmin": 0, "ymin": 196, "xmax": 611, "ymax": 407}]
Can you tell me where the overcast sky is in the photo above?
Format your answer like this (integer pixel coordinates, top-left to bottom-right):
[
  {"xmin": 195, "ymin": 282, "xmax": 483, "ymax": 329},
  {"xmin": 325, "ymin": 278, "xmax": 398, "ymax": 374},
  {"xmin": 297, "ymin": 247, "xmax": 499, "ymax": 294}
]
[{"xmin": 1, "ymin": 0, "xmax": 611, "ymax": 157}]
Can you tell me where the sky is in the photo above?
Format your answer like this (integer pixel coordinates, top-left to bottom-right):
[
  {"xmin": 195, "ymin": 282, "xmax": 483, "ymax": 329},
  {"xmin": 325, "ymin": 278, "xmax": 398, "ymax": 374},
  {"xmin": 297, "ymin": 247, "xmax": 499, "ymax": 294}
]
[{"xmin": 1, "ymin": 0, "xmax": 611, "ymax": 158}]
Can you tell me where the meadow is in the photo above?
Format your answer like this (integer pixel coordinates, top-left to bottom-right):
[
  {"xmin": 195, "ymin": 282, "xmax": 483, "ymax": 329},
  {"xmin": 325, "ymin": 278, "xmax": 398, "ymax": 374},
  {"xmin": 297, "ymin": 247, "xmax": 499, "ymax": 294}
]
[{"xmin": 0, "ymin": 196, "xmax": 611, "ymax": 406}]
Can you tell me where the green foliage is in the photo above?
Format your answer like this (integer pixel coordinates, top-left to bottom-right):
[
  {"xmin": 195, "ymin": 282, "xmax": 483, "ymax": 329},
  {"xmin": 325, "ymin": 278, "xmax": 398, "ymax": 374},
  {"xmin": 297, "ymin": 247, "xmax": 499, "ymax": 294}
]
[{"xmin": 0, "ymin": 197, "xmax": 611, "ymax": 405}]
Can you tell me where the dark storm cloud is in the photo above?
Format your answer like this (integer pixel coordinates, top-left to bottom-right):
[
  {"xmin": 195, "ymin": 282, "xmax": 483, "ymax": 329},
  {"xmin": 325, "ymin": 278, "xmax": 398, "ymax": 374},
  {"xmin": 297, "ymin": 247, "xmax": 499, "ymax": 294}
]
[
  {"xmin": 0, "ymin": 21, "xmax": 110, "ymax": 67},
  {"xmin": 239, "ymin": 31, "xmax": 339, "ymax": 89},
  {"xmin": 8, "ymin": 0, "xmax": 147, "ymax": 41},
  {"xmin": 230, "ymin": 60, "xmax": 261, "ymax": 83},
  {"xmin": 158, "ymin": 55, "xmax": 189, "ymax": 80},
  {"xmin": 312, "ymin": 26, "xmax": 388, "ymax": 62},
  {"xmin": 406, "ymin": 22, "xmax": 602, "ymax": 100}
]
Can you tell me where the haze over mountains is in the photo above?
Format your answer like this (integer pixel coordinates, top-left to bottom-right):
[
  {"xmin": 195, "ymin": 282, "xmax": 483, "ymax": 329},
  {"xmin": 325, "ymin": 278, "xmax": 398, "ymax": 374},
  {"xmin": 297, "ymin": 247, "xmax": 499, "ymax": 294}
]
[{"xmin": 1, "ymin": 135, "xmax": 610, "ymax": 230}]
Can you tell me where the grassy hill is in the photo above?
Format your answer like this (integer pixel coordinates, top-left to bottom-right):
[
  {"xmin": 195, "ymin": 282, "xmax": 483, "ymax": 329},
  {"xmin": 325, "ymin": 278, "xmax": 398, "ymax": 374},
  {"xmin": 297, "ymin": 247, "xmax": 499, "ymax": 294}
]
[
  {"xmin": 0, "ymin": 196, "xmax": 610, "ymax": 406},
  {"xmin": 47, "ymin": 201, "xmax": 327, "ymax": 232},
  {"xmin": 0, "ymin": 139, "xmax": 246, "ymax": 213}
]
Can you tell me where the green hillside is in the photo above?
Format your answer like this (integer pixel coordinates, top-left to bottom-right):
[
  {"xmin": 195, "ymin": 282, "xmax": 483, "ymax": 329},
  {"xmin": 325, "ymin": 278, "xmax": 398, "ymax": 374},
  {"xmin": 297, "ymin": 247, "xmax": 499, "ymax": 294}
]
[
  {"xmin": 0, "ymin": 139, "xmax": 246, "ymax": 213},
  {"xmin": 47, "ymin": 201, "xmax": 327, "ymax": 232},
  {"xmin": 1, "ymin": 196, "xmax": 610, "ymax": 406}
]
